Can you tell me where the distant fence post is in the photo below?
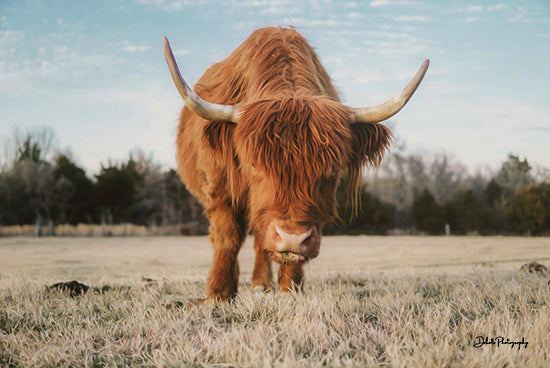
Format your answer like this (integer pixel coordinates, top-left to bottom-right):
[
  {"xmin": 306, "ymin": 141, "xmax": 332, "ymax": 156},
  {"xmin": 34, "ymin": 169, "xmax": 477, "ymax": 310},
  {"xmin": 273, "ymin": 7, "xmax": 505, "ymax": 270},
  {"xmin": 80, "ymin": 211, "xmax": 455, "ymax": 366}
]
[{"xmin": 445, "ymin": 223, "xmax": 451, "ymax": 236}]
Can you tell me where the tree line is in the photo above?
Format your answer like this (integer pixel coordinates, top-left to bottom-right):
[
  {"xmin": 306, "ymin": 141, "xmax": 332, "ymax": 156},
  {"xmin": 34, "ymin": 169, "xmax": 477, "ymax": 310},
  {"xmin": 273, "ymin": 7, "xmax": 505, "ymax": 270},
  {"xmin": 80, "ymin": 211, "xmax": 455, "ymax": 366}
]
[
  {"xmin": 0, "ymin": 128, "xmax": 206, "ymax": 235},
  {"xmin": 1, "ymin": 127, "xmax": 549, "ymax": 236},
  {"xmin": 361, "ymin": 138, "xmax": 550, "ymax": 235}
]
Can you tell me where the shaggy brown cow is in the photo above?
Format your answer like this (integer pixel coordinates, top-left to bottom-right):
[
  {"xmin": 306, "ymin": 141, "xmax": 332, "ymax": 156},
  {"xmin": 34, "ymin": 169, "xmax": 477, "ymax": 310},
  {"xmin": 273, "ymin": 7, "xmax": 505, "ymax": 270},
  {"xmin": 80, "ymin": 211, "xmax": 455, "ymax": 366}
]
[{"xmin": 164, "ymin": 27, "xmax": 429, "ymax": 302}]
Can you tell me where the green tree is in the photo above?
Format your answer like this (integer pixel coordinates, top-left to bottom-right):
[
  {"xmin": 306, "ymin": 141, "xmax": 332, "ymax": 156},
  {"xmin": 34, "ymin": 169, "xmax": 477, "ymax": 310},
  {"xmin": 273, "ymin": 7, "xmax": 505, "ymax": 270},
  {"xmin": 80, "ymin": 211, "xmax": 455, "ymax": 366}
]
[
  {"xmin": 326, "ymin": 179, "xmax": 395, "ymax": 235},
  {"xmin": 53, "ymin": 153, "xmax": 95, "ymax": 224},
  {"xmin": 506, "ymin": 184, "xmax": 550, "ymax": 235},
  {"xmin": 94, "ymin": 157, "xmax": 142, "ymax": 224},
  {"xmin": 410, "ymin": 188, "xmax": 445, "ymax": 234},
  {"xmin": 444, "ymin": 189, "xmax": 491, "ymax": 235},
  {"xmin": 485, "ymin": 179, "xmax": 503, "ymax": 206}
]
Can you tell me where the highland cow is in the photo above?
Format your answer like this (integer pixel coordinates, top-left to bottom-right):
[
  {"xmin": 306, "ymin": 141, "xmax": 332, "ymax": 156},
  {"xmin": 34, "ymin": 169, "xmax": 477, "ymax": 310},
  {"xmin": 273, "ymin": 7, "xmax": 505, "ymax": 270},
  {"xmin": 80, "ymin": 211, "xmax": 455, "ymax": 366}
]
[{"xmin": 164, "ymin": 27, "xmax": 429, "ymax": 302}]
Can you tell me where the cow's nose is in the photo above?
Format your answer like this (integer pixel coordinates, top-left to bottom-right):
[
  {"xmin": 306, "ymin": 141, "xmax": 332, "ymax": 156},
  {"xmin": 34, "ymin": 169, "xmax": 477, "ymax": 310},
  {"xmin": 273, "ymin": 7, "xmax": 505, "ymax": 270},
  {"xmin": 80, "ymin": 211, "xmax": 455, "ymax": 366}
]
[{"xmin": 275, "ymin": 225, "xmax": 312, "ymax": 254}]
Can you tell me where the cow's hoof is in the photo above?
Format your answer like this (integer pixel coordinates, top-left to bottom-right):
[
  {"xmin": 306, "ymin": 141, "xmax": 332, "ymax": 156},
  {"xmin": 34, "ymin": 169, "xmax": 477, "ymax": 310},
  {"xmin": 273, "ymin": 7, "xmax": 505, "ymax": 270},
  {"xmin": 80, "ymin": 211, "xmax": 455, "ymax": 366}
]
[
  {"xmin": 253, "ymin": 285, "xmax": 274, "ymax": 293},
  {"xmin": 188, "ymin": 297, "xmax": 231, "ymax": 305},
  {"xmin": 252, "ymin": 280, "xmax": 274, "ymax": 293}
]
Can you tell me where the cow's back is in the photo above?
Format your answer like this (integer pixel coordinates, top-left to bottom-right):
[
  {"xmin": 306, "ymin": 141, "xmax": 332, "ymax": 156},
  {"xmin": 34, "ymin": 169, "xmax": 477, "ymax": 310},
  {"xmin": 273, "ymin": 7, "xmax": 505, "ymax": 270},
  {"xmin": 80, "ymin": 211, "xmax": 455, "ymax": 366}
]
[{"xmin": 195, "ymin": 26, "xmax": 340, "ymax": 104}]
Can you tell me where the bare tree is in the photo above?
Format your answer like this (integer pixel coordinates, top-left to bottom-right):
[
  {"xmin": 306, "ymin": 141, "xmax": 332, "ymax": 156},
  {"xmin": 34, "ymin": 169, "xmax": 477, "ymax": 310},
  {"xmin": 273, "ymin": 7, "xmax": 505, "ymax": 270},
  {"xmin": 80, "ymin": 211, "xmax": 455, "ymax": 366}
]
[
  {"xmin": 495, "ymin": 154, "xmax": 533, "ymax": 196},
  {"xmin": 0, "ymin": 127, "xmax": 64, "ymax": 234}
]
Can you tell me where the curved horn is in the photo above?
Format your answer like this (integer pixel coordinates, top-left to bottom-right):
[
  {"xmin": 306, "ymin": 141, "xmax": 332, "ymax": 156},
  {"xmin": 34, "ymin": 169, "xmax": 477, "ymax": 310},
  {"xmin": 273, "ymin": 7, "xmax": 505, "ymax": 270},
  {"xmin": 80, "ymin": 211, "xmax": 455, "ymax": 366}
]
[
  {"xmin": 352, "ymin": 59, "xmax": 430, "ymax": 124},
  {"xmin": 163, "ymin": 37, "xmax": 239, "ymax": 123}
]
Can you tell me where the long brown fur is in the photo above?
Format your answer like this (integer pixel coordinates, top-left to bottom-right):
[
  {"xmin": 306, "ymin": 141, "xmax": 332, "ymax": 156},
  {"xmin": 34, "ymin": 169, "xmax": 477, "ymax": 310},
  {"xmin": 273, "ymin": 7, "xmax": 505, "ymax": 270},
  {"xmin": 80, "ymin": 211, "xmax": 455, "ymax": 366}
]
[{"xmin": 175, "ymin": 26, "xmax": 392, "ymax": 301}]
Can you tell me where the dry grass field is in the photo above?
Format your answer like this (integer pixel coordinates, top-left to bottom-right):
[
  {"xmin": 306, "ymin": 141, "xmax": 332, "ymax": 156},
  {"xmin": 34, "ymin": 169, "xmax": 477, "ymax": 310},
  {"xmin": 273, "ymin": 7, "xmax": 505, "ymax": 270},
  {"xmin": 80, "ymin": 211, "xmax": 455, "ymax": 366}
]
[{"xmin": 1, "ymin": 236, "xmax": 549, "ymax": 367}]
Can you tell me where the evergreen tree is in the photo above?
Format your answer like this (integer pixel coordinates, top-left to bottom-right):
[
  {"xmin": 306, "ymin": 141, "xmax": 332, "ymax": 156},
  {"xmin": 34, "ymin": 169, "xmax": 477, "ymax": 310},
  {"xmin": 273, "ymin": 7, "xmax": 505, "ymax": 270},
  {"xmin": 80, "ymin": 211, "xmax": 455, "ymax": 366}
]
[
  {"xmin": 410, "ymin": 188, "xmax": 445, "ymax": 234},
  {"xmin": 53, "ymin": 153, "xmax": 95, "ymax": 224}
]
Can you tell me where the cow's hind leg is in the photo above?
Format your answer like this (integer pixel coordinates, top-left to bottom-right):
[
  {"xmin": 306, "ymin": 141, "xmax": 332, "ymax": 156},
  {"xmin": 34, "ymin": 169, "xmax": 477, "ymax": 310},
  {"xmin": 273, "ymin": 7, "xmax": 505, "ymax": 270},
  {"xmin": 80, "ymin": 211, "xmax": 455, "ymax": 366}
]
[
  {"xmin": 205, "ymin": 204, "xmax": 247, "ymax": 302},
  {"xmin": 278, "ymin": 264, "xmax": 304, "ymax": 292},
  {"xmin": 252, "ymin": 237, "xmax": 274, "ymax": 292}
]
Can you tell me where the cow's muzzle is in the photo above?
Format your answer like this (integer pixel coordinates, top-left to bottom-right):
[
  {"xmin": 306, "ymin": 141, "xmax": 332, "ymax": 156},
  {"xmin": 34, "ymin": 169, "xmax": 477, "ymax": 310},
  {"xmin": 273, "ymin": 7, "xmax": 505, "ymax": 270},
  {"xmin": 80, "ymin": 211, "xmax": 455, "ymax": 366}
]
[{"xmin": 267, "ymin": 220, "xmax": 320, "ymax": 264}]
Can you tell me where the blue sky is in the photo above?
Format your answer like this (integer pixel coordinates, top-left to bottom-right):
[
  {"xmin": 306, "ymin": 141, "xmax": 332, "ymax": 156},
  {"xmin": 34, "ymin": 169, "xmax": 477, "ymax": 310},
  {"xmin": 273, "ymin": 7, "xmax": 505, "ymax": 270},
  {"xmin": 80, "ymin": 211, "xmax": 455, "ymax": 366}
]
[{"xmin": 1, "ymin": 0, "xmax": 549, "ymax": 174}]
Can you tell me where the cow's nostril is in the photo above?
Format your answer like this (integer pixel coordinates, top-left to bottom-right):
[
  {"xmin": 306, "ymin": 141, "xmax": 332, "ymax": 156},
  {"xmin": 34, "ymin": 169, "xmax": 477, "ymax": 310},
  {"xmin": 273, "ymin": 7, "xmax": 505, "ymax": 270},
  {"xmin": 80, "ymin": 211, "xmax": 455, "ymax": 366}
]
[
  {"xmin": 300, "ymin": 237, "xmax": 310, "ymax": 252},
  {"xmin": 273, "ymin": 225, "xmax": 313, "ymax": 254},
  {"xmin": 275, "ymin": 225, "xmax": 283, "ymax": 237}
]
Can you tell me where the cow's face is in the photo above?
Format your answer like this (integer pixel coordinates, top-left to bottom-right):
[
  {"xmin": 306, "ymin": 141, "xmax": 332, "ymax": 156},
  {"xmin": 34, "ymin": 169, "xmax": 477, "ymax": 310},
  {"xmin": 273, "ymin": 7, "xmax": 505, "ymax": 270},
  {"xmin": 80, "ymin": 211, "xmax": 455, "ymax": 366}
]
[
  {"xmin": 243, "ymin": 160, "xmax": 339, "ymax": 264},
  {"xmin": 233, "ymin": 97, "xmax": 392, "ymax": 265}
]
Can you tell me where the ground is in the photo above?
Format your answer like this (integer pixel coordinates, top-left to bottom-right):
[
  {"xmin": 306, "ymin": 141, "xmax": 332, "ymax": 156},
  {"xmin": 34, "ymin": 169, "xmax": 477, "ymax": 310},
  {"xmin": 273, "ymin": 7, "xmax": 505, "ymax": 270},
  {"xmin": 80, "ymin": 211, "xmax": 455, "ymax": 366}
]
[{"xmin": 0, "ymin": 236, "xmax": 549, "ymax": 367}]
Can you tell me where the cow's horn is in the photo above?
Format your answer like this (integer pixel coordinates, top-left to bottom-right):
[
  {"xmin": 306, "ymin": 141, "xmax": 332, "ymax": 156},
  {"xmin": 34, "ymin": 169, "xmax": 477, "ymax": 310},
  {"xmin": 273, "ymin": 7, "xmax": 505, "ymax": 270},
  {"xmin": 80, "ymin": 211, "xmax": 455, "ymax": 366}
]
[
  {"xmin": 163, "ymin": 37, "xmax": 239, "ymax": 123},
  {"xmin": 352, "ymin": 59, "xmax": 429, "ymax": 124}
]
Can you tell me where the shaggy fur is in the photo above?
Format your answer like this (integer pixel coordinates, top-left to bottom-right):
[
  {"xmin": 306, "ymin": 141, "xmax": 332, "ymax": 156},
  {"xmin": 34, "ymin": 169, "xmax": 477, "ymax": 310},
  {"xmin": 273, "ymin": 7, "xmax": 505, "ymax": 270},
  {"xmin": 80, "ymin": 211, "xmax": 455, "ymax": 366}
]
[{"xmin": 175, "ymin": 26, "xmax": 392, "ymax": 301}]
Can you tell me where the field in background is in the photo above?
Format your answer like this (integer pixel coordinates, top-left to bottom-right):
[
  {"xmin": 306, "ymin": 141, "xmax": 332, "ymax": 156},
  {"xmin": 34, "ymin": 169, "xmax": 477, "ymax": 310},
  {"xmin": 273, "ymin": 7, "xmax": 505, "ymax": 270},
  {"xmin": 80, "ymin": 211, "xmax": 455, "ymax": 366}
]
[
  {"xmin": 1, "ymin": 235, "xmax": 549, "ymax": 280},
  {"xmin": 0, "ymin": 223, "xmax": 201, "ymax": 237},
  {"xmin": 1, "ymin": 236, "xmax": 549, "ymax": 367}
]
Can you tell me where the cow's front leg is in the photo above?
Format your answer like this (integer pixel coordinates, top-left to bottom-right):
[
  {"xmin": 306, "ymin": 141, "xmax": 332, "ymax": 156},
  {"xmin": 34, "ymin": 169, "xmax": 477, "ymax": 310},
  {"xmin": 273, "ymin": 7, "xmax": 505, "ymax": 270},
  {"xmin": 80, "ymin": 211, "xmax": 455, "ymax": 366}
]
[
  {"xmin": 278, "ymin": 264, "xmax": 304, "ymax": 292},
  {"xmin": 252, "ymin": 237, "xmax": 274, "ymax": 292},
  {"xmin": 205, "ymin": 205, "xmax": 247, "ymax": 302}
]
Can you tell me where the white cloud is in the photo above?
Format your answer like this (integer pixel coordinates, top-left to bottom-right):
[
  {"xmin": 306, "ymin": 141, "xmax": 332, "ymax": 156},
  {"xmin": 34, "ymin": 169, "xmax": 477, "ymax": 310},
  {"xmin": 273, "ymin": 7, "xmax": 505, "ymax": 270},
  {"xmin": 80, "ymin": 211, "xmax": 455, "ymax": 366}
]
[
  {"xmin": 289, "ymin": 17, "xmax": 354, "ymax": 28},
  {"xmin": 0, "ymin": 30, "xmax": 24, "ymax": 46},
  {"xmin": 343, "ymin": 1, "xmax": 359, "ymax": 8},
  {"xmin": 174, "ymin": 48, "xmax": 191, "ymax": 57},
  {"xmin": 351, "ymin": 64, "xmax": 424, "ymax": 85},
  {"xmin": 466, "ymin": 5, "xmax": 483, "ymax": 13},
  {"xmin": 394, "ymin": 15, "xmax": 429, "ymax": 23},
  {"xmin": 0, "ymin": 41, "xmax": 126, "ymax": 96},
  {"xmin": 369, "ymin": 0, "xmax": 418, "ymax": 7},
  {"xmin": 134, "ymin": 0, "xmax": 197, "ymax": 11},
  {"xmin": 453, "ymin": 5, "xmax": 484, "ymax": 13},
  {"xmin": 487, "ymin": 3, "xmax": 507, "ymax": 12},
  {"xmin": 346, "ymin": 11, "xmax": 362, "ymax": 20},
  {"xmin": 370, "ymin": 0, "xmax": 389, "ymax": 6},
  {"xmin": 123, "ymin": 44, "xmax": 149, "ymax": 52},
  {"xmin": 463, "ymin": 16, "xmax": 479, "ymax": 23},
  {"xmin": 508, "ymin": 6, "xmax": 531, "ymax": 23},
  {"xmin": 453, "ymin": 3, "xmax": 507, "ymax": 16}
]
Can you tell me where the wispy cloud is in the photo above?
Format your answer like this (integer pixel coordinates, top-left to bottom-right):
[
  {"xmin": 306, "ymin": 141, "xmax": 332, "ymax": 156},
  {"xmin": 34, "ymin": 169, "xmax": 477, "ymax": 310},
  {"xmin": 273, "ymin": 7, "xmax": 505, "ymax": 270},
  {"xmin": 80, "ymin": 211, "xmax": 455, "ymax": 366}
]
[
  {"xmin": 0, "ymin": 41, "xmax": 126, "ymax": 96},
  {"xmin": 454, "ymin": 3, "xmax": 507, "ymax": 13},
  {"xmin": 394, "ymin": 15, "xmax": 429, "ymax": 23},
  {"xmin": 346, "ymin": 11, "xmax": 362, "ymax": 20},
  {"xmin": 289, "ymin": 17, "xmax": 355, "ymax": 28},
  {"xmin": 0, "ymin": 30, "xmax": 24, "ymax": 47},
  {"xmin": 465, "ymin": 5, "xmax": 483, "ymax": 13},
  {"xmin": 173, "ymin": 48, "xmax": 191, "ymax": 57},
  {"xmin": 355, "ymin": 67, "xmax": 419, "ymax": 84},
  {"xmin": 123, "ymin": 44, "xmax": 149, "ymax": 52},
  {"xmin": 134, "ymin": 0, "xmax": 195, "ymax": 11},
  {"xmin": 487, "ymin": 3, "xmax": 507, "ymax": 12},
  {"xmin": 369, "ymin": 0, "xmax": 419, "ymax": 7},
  {"xmin": 452, "ymin": 3, "xmax": 531, "ymax": 24},
  {"xmin": 463, "ymin": 16, "xmax": 479, "ymax": 23},
  {"xmin": 508, "ymin": 6, "xmax": 531, "ymax": 23}
]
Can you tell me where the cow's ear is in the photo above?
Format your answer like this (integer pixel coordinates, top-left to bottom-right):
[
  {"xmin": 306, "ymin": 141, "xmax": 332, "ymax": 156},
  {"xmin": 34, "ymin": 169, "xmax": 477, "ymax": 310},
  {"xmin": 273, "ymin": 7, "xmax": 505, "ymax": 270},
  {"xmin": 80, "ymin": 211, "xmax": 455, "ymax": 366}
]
[
  {"xmin": 349, "ymin": 122, "xmax": 392, "ymax": 169},
  {"xmin": 346, "ymin": 122, "xmax": 392, "ymax": 211},
  {"xmin": 203, "ymin": 121, "xmax": 235, "ymax": 154}
]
